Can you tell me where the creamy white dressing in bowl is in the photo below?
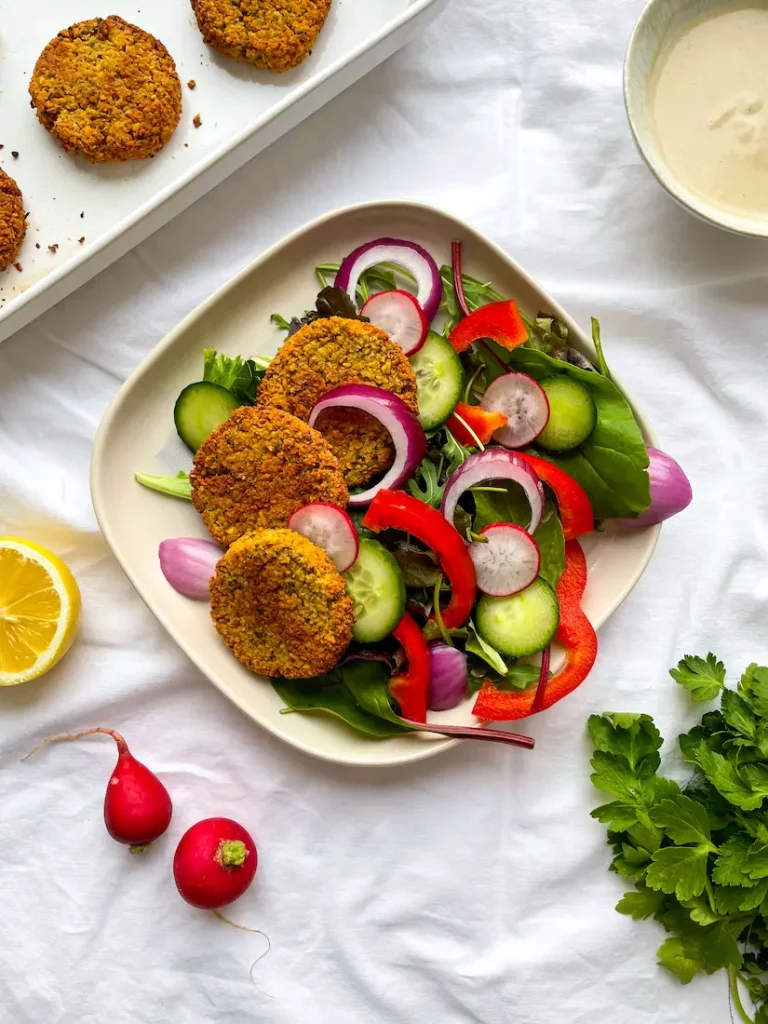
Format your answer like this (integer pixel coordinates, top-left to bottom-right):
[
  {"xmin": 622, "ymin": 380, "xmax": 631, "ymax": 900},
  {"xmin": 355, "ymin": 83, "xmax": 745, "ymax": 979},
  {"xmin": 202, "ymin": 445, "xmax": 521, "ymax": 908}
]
[{"xmin": 625, "ymin": 0, "xmax": 768, "ymax": 236}]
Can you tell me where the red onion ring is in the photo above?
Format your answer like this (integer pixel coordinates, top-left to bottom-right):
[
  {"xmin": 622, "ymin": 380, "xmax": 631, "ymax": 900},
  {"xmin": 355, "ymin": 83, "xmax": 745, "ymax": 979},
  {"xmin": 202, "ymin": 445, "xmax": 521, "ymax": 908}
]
[
  {"xmin": 440, "ymin": 449, "xmax": 545, "ymax": 534},
  {"xmin": 335, "ymin": 238, "xmax": 442, "ymax": 323},
  {"xmin": 308, "ymin": 384, "xmax": 427, "ymax": 507}
]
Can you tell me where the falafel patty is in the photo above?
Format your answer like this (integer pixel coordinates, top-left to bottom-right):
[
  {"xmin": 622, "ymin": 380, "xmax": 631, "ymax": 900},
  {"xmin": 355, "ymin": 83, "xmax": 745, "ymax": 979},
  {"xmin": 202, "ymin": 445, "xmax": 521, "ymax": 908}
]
[
  {"xmin": 29, "ymin": 17, "xmax": 182, "ymax": 162},
  {"xmin": 0, "ymin": 170, "xmax": 26, "ymax": 271},
  {"xmin": 210, "ymin": 528, "xmax": 353, "ymax": 678},
  {"xmin": 257, "ymin": 317, "xmax": 419, "ymax": 488},
  {"xmin": 191, "ymin": 0, "xmax": 332, "ymax": 73},
  {"xmin": 191, "ymin": 405, "xmax": 349, "ymax": 546}
]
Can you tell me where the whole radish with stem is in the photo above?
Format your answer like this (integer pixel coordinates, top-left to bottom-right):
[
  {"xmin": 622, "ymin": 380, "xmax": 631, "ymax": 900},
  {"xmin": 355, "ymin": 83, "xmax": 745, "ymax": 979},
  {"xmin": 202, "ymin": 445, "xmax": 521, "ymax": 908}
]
[{"xmin": 23, "ymin": 728, "xmax": 172, "ymax": 852}]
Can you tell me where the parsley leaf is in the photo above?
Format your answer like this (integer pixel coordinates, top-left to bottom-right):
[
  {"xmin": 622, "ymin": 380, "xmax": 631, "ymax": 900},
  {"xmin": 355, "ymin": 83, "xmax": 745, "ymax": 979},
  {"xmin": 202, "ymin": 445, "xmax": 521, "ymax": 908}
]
[
  {"xmin": 670, "ymin": 654, "xmax": 726, "ymax": 702},
  {"xmin": 646, "ymin": 846, "xmax": 710, "ymax": 902},
  {"xmin": 650, "ymin": 795, "xmax": 716, "ymax": 849},
  {"xmin": 616, "ymin": 887, "xmax": 666, "ymax": 920}
]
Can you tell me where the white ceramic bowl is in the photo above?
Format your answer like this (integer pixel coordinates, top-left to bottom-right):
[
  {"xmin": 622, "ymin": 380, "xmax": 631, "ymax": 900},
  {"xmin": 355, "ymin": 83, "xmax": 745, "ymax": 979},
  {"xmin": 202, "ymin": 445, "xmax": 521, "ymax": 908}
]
[
  {"xmin": 91, "ymin": 200, "xmax": 660, "ymax": 768},
  {"xmin": 624, "ymin": 0, "xmax": 768, "ymax": 237}
]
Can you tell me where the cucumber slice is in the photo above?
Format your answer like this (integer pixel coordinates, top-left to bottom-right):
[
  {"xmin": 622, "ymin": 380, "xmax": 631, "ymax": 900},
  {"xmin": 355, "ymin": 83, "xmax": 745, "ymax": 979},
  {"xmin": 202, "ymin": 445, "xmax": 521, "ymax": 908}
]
[
  {"xmin": 344, "ymin": 538, "xmax": 406, "ymax": 643},
  {"xmin": 410, "ymin": 330, "xmax": 464, "ymax": 430},
  {"xmin": 536, "ymin": 376, "xmax": 596, "ymax": 452},
  {"xmin": 174, "ymin": 381, "xmax": 241, "ymax": 453},
  {"xmin": 475, "ymin": 578, "xmax": 560, "ymax": 658}
]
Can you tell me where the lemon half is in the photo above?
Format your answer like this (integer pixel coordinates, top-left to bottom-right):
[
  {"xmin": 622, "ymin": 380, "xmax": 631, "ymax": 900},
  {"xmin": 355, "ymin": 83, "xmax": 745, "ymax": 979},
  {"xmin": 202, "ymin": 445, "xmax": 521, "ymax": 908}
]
[{"xmin": 0, "ymin": 537, "xmax": 81, "ymax": 685}]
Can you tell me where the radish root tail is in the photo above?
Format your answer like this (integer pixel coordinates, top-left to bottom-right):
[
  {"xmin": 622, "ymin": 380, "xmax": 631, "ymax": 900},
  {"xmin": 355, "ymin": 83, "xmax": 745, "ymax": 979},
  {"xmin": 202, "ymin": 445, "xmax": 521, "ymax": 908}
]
[
  {"xmin": 22, "ymin": 727, "xmax": 128, "ymax": 762},
  {"xmin": 212, "ymin": 910, "xmax": 272, "ymax": 997}
]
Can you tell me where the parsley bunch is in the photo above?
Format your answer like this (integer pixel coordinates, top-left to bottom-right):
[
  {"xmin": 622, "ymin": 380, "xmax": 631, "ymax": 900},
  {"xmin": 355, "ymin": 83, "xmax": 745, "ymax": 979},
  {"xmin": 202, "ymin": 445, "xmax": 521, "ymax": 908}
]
[{"xmin": 589, "ymin": 655, "xmax": 768, "ymax": 1024}]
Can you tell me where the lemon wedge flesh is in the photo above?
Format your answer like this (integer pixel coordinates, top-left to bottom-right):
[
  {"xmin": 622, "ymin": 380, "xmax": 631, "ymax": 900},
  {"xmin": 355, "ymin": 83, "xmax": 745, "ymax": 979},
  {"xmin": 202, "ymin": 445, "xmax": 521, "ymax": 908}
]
[{"xmin": 0, "ymin": 537, "xmax": 81, "ymax": 685}]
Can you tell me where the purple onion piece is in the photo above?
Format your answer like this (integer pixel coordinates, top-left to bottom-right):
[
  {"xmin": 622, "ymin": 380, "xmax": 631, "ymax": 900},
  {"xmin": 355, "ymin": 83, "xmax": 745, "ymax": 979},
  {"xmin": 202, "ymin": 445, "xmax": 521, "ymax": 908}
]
[
  {"xmin": 158, "ymin": 538, "xmax": 223, "ymax": 600},
  {"xmin": 428, "ymin": 642, "xmax": 469, "ymax": 711},
  {"xmin": 615, "ymin": 448, "xmax": 692, "ymax": 528}
]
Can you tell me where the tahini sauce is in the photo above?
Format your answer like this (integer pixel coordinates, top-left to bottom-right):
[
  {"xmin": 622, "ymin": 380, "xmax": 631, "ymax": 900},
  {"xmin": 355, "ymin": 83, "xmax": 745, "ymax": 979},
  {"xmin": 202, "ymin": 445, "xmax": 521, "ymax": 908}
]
[{"xmin": 649, "ymin": 5, "xmax": 768, "ymax": 217}]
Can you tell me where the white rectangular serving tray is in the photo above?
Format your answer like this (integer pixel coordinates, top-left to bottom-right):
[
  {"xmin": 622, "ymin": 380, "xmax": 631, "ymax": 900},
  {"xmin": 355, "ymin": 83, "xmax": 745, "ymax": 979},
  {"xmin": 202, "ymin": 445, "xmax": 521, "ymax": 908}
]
[
  {"xmin": 0, "ymin": 0, "xmax": 447, "ymax": 343},
  {"xmin": 91, "ymin": 200, "xmax": 660, "ymax": 769}
]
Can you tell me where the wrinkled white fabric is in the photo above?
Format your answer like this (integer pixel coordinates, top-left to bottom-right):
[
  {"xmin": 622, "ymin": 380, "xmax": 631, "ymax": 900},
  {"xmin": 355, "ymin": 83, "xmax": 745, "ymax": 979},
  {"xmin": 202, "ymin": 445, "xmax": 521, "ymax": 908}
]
[{"xmin": 0, "ymin": 1, "xmax": 762, "ymax": 1021}]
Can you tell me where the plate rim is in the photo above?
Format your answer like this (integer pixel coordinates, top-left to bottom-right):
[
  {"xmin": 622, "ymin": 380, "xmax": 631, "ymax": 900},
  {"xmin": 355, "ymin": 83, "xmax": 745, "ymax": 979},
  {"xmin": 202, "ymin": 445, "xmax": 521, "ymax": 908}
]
[{"xmin": 91, "ymin": 198, "xmax": 660, "ymax": 767}]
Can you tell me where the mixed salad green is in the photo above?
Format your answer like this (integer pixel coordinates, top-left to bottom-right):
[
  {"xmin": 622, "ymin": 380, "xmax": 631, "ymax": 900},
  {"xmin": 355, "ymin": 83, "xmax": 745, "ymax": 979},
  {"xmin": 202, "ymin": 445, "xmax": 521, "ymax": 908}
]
[{"xmin": 139, "ymin": 236, "xmax": 691, "ymax": 742}]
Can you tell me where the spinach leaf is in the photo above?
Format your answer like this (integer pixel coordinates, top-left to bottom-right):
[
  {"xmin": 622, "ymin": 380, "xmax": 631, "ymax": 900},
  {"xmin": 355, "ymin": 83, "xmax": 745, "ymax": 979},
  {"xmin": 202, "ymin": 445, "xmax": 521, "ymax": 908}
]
[
  {"xmin": 272, "ymin": 661, "xmax": 410, "ymax": 739},
  {"xmin": 507, "ymin": 346, "xmax": 650, "ymax": 519}
]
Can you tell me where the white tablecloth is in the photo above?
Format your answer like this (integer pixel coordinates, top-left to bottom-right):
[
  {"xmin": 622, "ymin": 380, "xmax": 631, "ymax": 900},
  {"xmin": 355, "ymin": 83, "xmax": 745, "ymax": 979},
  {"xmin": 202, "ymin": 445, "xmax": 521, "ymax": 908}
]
[{"xmin": 2, "ymin": 1, "xmax": 766, "ymax": 1020}]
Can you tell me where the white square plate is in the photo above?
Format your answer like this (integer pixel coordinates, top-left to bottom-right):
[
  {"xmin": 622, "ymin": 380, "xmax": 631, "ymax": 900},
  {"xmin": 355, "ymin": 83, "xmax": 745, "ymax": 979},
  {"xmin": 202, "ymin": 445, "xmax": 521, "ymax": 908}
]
[{"xmin": 91, "ymin": 201, "xmax": 660, "ymax": 768}]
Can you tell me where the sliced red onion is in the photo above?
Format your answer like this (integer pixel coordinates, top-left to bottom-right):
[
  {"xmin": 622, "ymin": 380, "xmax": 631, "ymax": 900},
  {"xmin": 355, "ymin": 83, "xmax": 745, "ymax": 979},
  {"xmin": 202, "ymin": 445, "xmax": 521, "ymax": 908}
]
[
  {"xmin": 615, "ymin": 448, "xmax": 692, "ymax": 527},
  {"xmin": 428, "ymin": 642, "xmax": 468, "ymax": 711},
  {"xmin": 441, "ymin": 450, "xmax": 545, "ymax": 534},
  {"xmin": 308, "ymin": 384, "xmax": 427, "ymax": 507},
  {"xmin": 335, "ymin": 238, "xmax": 442, "ymax": 323},
  {"xmin": 159, "ymin": 538, "xmax": 223, "ymax": 599}
]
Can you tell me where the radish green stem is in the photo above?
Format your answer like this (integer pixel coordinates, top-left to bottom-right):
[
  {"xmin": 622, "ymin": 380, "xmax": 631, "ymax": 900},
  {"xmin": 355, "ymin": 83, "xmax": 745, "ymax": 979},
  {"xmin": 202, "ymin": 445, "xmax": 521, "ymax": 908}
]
[{"xmin": 218, "ymin": 840, "xmax": 248, "ymax": 868}]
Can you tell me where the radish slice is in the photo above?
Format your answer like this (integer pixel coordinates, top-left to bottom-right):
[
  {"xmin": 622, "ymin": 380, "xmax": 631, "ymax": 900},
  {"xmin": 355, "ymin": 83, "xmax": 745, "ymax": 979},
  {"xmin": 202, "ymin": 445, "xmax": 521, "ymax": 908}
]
[
  {"xmin": 335, "ymin": 238, "xmax": 442, "ymax": 322},
  {"xmin": 469, "ymin": 523, "xmax": 541, "ymax": 596},
  {"xmin": 288, "ymin": 503, "xmax": 360, "ymax": 572},
  {"xmin": 480, "ymin": 373, "xmax": 550, "ymax": 448},
  {"xmin": 361, "ymin": 290, "xmax": 428, "ymax": 356},
  {"xmin": 441, "ymin": 449, "xmax": 545, "ymax": 534},
  {"xmin": 308, "ymin": 384, "xmax": 427, "ymax": 507}
]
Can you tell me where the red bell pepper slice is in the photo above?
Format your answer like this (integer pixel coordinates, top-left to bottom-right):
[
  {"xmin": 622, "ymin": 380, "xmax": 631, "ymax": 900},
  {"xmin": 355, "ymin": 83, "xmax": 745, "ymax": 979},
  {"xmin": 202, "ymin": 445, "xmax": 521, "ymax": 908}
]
[
  {"xmin": 362, "ymin": 490, "xmax": 477, "ymax": 629},
  {"xmin": 449, "ymin": 300, "xmax": 528, "ymax": 354},
  {"xmin": 516, "ymin": 453, "xmax": 594, "ymax": 541},
  {"xmin": 472, "ymin": 540, "xmax": 597, "ymax": 721},
  {"xmin": 446, "ymin": 402, "xmax": 508, "ymax": 447},
  {"xmin": 389, "ymin": 613, "xmax": 430, "ymax": 723}
]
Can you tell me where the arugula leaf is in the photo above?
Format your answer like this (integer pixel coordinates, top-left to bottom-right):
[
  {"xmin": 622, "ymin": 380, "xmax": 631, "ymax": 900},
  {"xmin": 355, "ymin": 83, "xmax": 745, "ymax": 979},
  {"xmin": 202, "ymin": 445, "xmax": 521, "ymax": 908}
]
[
  {"xmin": 407, "ymin": 458, "xmax": 445, "ymax": 508},
  {"xmin": 646, "ymin": 846, "xmax": 710, "ymax": 901},
  {"xmin": 505, "ymin": 345, "xmax": 650, "ymax": 520},
  {"xmin": 670, "ymin": 654, "xmax": 726, "ymax": 702},
  {"xmin": 135, "ymin": 470, "xmax": 192, "ymax": 500},
  {"xmin": 616, "ymin": 887, "xmax": 666, "ymax": 920}
]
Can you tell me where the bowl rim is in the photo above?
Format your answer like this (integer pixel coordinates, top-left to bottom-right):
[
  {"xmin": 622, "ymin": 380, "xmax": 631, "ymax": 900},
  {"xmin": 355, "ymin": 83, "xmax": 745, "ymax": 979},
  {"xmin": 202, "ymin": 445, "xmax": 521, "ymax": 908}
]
[
  {"xmin": 91, "ymin": 198, "xmax": 660, "ymax": 768},
  {"xmin": 624, "ymin": 0, "xmax": 768, "ymax": 239}
]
